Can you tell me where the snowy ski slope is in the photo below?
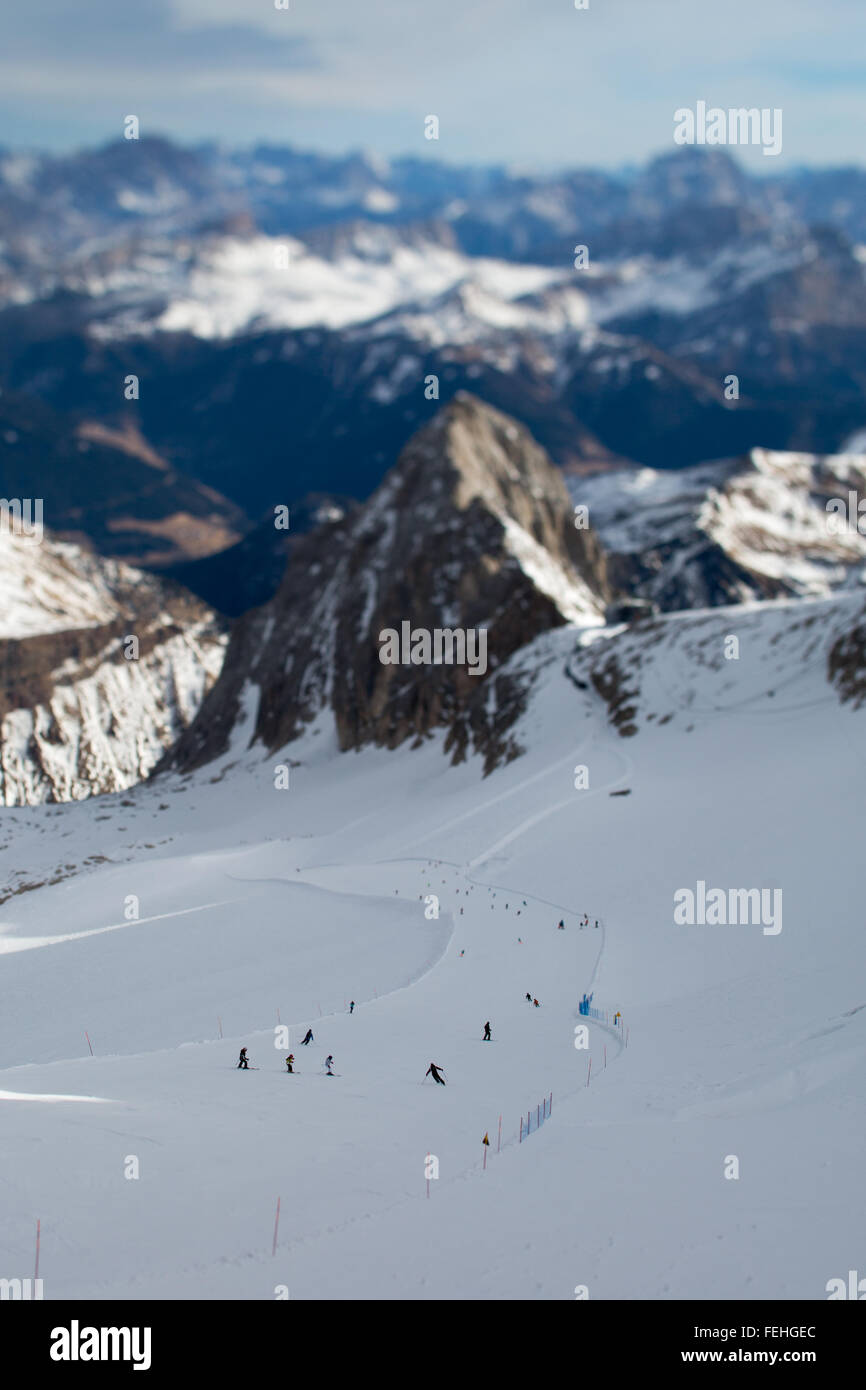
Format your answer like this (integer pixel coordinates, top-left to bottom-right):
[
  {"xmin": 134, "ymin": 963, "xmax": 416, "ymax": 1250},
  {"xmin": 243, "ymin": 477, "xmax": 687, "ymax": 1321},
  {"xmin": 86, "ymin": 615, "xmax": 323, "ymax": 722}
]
[{"xmin": 1, "ymin": 601, "xmax": 864, "ymax": 1299}]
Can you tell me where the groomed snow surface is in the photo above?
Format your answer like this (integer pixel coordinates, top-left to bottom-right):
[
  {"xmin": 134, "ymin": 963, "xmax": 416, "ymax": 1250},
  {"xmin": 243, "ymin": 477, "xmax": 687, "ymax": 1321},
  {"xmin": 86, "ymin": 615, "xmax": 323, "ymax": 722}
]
[{"xmin": 1, "ymin": 604, "xmax": 864, "ymax": 1300}]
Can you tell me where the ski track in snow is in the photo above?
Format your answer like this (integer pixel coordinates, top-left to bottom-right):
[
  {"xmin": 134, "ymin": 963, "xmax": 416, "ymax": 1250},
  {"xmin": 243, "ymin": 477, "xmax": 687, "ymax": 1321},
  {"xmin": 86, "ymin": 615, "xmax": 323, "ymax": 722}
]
[{"xmin": 0, "ymin": 900, "xmax": 236, "ymax": 955}]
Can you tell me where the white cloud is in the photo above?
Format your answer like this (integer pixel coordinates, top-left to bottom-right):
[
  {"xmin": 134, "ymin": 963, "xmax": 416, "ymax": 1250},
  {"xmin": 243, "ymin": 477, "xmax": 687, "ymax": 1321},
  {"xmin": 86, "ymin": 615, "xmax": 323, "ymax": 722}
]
[{"xmin": 1, "ymin": 0, "xmax": 863, "ymax": 165}]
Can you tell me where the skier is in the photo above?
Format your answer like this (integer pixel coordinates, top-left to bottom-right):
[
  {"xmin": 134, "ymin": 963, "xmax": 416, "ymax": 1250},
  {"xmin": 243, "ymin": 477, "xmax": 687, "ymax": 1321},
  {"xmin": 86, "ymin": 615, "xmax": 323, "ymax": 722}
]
[
  {"xmin": 533, "ymin": 998, "xmax": 540, "ymax": 1008},
  {"xmin": 325, "ymin": 1055, "xmax": 334, "ymax": 1076},
  {"xmin": 285, "ymin": 1054, "xmax": 295, "ymax": 1073},
  {"xmin": 238, "ymin": 1047, "xmax": 249, "ymax": 1070},
  {"xmin": 525, "ymin": 992, "xmax": 532, "ymax": 1003},
  {"xmin": 349, "ymin": 1001, "xmax": 355, "ymax": 1014},
  {"xmin": 594, "ymin": 920, "xmax": 599, "ymax": 929},
  {"xmin": 557, "ymin": 919, "xmax": 565, "ymax": 930},
  {"xmin": 483, "ymin": 1021, "xmax": 492, "ymax": 1041},
  {"xmin": 301, "ymin": 1028, "xmax": 314, "ymax": 1045},
  {"xmin": 426, "ymin": 1062, "xmax": 446, "ymax": 1086}
]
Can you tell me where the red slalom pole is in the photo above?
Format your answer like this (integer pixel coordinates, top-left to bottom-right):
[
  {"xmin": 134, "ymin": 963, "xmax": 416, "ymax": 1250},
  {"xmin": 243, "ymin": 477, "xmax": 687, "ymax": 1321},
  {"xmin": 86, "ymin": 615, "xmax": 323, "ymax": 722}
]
[
  {"xmin": 85, "ymin": 1031, "xmax": 93, "ymax": 1056},
  {"xmin": 272, "ymin": 1197, "xmax": 281, "ymax": 1256},
  {"xmin": 34, "ymin": 1219, "xmax": 40, "ymax": 1281}
]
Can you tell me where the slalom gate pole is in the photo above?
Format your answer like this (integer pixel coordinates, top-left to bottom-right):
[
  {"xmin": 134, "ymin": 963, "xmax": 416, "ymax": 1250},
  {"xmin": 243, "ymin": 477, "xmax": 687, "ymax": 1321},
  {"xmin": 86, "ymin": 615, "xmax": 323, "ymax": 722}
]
[
  {"xmin": 218, "ymin": 1016, "xmax": 223, "ymax": 1039},
  {"xmin": 34, "ymin": 1219, "xmax": 40, "ymax": 1281},
  {"xmin": 587, "ymin": 1056, "xmax": 592, "ymax": 1087},
  {"xmin": 272, "ymin": 1197, "xmax": 281, "ymax": 1257},
  {"xmin": 519, "ymin": 1117, "xmax": 523, "ymax": 1144},
  {"xmin": 549, "ymin": 1091, "xmax": 553, "ymax": 1114},
  {"xmin": 537, "ymin": 1103, "xmax": 540, "ymax": 1128},
  {"xmin": 604, "ymin": 1044, "xmax": 607, "ymax": 1070},
  {"xmin": 85, "ymin": 1031, "xmax": 93, "ymax": 1056},
  {"xmin": 497, "ymin": 1115, "xmax": 502, "ymax": 1153}
]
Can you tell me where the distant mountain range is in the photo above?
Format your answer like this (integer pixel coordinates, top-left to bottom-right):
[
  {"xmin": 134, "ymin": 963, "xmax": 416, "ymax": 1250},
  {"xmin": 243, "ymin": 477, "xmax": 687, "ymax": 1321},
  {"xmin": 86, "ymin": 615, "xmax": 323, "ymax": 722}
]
[{"xmin": 2, "ymin": 137, "xmax": 866, "ymax": 616}]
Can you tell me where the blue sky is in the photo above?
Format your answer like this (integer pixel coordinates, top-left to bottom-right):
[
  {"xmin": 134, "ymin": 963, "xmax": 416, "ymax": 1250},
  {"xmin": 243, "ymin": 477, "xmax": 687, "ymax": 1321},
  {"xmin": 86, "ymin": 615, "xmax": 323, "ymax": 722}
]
[{"xmin": 0, "ymin": 0, "xmax": 863, "ymax": 169}]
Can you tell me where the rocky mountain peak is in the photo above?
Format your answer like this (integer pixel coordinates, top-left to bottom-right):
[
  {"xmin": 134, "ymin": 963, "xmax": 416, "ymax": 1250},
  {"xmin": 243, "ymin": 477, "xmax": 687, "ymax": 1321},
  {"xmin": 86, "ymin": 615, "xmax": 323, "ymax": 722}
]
[{"xmin": 168, "ymin": 395, "xmax": 612, "ymax": 775}]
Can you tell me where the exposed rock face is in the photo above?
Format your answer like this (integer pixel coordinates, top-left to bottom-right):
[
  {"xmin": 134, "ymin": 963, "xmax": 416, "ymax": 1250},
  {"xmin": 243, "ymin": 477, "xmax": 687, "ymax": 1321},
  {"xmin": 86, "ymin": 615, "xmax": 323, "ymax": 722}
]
[
  {"xmin": 0, "ymin": 530, "xmax": 226, "ymax": 803},
  {"xmin": 170, "ymin": 394, "xmax": 612, "ymax": 774},
  {"xmin": 828, "ymin": 599, "xmax": 866, "ymax": 709}
]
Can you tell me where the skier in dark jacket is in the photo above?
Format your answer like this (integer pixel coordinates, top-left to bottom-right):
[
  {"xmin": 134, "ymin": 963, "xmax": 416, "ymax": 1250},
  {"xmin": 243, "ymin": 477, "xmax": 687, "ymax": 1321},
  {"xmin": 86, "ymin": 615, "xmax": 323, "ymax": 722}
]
[
  {"xmin": 525, "ymin": 992, "xmax": 532, "ymax": 1002},
  {"xmin": 285, "ymin": 1054, "xmax": 295, "ymax": 1073},
  {"xmin": 301, "ymin": 1028, "xmax": 314, "ymax": 1045},
  {"xmin": 426, "ymin": 1063, "xmax": 446, "ymax": 1085},
  {"xmin": 238, "ymin": 1047, "xmax": 249, "ymax": 1070},
  {"xmin": 483, "ymin": 1021, "xmax": 492, "ymax": 1041},
  {"xmin": 349, "ymin": 1001, "xmax": 355, "ymax": 1014}
]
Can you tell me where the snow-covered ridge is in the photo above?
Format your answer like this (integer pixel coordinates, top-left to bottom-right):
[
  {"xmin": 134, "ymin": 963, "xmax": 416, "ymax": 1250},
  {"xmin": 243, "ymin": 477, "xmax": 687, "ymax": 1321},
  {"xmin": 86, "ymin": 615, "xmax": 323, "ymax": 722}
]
[
  {"xmin": 0, "ymin": 529, "xmax": 158, "ymax": 639},
  {"xmin": 575, "ymin": 448, "xmax": 866, "ymax": 610},
  {"xmin": 0, "ymin": 530, "xmax": 227, "ymax": 804}
]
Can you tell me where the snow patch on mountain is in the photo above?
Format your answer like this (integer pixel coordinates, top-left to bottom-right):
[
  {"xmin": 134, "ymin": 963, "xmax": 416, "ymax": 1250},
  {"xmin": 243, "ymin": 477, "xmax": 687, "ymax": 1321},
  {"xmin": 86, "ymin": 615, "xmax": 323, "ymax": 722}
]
[{"xmin": 141, "ymin": 235, "xmax": 566, "ymax": 341}]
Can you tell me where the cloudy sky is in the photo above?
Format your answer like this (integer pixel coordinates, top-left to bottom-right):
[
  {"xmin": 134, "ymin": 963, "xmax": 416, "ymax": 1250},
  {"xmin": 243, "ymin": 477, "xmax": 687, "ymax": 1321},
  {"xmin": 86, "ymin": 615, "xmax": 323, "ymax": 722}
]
[{"xmin": 0, "ymin": 0, "xmax": 862, "ymax": 168}]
